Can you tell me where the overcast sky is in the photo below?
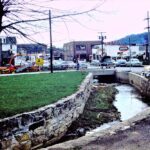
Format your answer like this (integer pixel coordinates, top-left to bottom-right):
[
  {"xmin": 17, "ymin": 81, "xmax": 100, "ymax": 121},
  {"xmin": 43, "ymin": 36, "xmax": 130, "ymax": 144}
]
[{"xmin": 17, "ymin": 0, "xmax": 150, "ymax": 47}]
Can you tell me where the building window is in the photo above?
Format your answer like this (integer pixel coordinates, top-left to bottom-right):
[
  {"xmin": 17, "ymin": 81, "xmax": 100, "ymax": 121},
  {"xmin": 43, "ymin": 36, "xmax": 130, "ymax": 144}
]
[
  {"xmin": 76, "ymin": 45, "xmax": 86, "ymax": 51},
  {"xmin": 139, "ymin": 46, "xmax": 145, "ymax": 51},
  {"xmin": 93, "ymin": 54, "xmax": 96, "ymax": 60},
  {"xmin": 3, "ymin": 38, "xmax": 6, "ymax": 44}
]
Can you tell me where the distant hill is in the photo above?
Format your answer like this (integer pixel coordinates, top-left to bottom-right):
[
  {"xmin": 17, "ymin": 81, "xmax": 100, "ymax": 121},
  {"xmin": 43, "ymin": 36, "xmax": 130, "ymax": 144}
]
[{"xmin": 110, "ymin": 32, "xmax": 148, "ymax": 45}]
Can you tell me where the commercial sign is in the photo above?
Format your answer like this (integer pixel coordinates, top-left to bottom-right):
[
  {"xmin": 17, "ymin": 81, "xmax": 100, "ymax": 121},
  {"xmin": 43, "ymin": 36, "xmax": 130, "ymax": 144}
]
[{"xmin": 119, "ymin": 46, "xmax": 129, "ymax": 52}]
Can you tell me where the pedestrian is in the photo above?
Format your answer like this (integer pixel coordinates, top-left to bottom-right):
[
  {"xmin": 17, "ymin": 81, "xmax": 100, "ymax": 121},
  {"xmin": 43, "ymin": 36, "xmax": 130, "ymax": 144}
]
[{"xmin": 76, "ymin": 59, "xmax": 80, "ymax": 70}]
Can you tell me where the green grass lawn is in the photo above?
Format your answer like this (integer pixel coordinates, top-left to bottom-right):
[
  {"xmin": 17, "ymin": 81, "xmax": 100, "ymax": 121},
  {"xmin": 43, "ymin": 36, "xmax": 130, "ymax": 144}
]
[{"xmin": 0, "ymin": 72, "xmax": 87, "ymax": 118}]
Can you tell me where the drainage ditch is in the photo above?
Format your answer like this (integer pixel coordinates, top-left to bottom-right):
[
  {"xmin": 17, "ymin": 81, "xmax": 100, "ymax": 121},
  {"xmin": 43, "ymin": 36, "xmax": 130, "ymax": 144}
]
[{"xmin": 54, "ymin": 82, "xmax": 149, "ymax": 145}]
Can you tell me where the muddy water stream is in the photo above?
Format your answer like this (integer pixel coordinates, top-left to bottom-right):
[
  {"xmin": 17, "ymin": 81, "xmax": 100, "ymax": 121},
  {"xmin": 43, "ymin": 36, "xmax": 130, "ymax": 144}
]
[
  {"xmin": 86, "ymin": 84, "xmax": 149, "ymax": 134},
  {"xmin": 114, "ymin": 84, "xmax": 148, "ymax": 121}
]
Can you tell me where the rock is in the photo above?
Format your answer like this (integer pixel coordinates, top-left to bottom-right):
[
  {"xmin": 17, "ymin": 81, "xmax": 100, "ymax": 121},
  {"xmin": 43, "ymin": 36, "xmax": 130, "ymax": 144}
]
[
  {"xmin": 121, "ymin": 126, "xmax": 130, "ymax": 131},
  {"xmin": 76, "ymin": 128, "xmax": 86, "ymax": 136},
  {"xmin": 20, "ymin": 141, "xmax": 31, "ymax": 150}
]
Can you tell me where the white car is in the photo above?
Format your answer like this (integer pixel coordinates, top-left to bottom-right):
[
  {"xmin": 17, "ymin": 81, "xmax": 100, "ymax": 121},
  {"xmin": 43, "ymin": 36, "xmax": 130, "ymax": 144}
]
[
  {"xmin": 42, "ymin": 60, "xmax": 50, "ymax": 70},
  {"xmin": 79, "ymin": 61, "xmax": 88, "ymax": 69},
  {"xmin": 53, "ymin": 60, "xmax": 68, "ymax": 70},
  {"xmin": 90, "ymin": 60, "xmax": 100, "ymax": 66},
  {"xmin": 126, "ymin": 58, "xmax": 142, "ymax": 67},
  {"xmin": 115, "ymin": 59, "xmax": 127, "ymax": 67},
  {"xmin": 66, "ymin": 61, "xmax": 76, "ymax": 69}
]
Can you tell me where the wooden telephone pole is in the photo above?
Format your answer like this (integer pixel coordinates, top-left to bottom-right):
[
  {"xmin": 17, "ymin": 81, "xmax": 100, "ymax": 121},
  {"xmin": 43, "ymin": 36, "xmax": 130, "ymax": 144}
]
[
  {"xmin": 49, "ymin": 10, "xmax": 53, "ymax": 73},
  {"xmin": 145, "ymin": 11, "xmax": 150, "ymax": 64},
  {"xmin": 0, "ymin": 40, "xmax": 2, "ymax": 66},
  {"xmin": 98, "ymin": 32, "xmax": 106, "ymax": 56}
]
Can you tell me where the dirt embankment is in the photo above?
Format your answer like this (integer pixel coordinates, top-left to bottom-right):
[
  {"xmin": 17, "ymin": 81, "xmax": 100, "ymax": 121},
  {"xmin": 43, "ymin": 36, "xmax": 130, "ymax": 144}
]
[{"xmin": 59, "ymin": 84, "xmax": 120, "ymax": 141}]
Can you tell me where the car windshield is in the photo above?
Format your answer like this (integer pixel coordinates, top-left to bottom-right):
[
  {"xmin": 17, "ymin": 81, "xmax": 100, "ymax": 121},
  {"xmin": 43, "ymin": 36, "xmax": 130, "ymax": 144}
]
[
  {"xmin": 117, "ymin": 59, "xmax": 126, "ymax": 62},
  {"xmin": 103, "ymin": 58, "xmax": 111, "ymax": 62},
  {"xmin": 130, "ymin": 59, "xmax": 139, "ymax": 62}
]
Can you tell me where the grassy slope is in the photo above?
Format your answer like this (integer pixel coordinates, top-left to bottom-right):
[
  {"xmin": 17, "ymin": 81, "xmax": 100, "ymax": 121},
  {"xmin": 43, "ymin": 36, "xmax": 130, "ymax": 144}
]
[{"xmin": 0, "ymin": 72, "xmax": 87, "ymax": 118}]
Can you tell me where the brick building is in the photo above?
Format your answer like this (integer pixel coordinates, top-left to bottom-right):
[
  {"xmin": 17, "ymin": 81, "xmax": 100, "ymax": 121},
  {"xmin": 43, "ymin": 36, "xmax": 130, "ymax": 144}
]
[{"xmin": 63, "ymin": 41, "xmax": 101, "ymax": 61}]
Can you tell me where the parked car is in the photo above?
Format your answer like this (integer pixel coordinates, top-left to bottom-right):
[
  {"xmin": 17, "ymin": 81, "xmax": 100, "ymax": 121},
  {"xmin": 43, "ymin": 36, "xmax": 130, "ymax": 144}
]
[
  {"xmin": 66, "ymin": 61, "xmax": 76, "ymax": 69},
  {"xmin": 90, "ymin": 60, "xmax": 100, "ymax": 66},
  {"xmin": 42, "ymin": 60, "xmax": 70, "ymax": 71},
  {"xmin": 60, "ymin": 61, "xmax": 69, "ymax": 69},
  {"xmin": 100, "ymin": 56, "xmax": 116, "ymax": 68},
  {"xmin": 141, "ymin": 70, "xmax": 150, "ymax": 78},
  {"xmin": 141, "ymin": 65, "xmax": 150, "ymax": 78},
  {"xmin": 42, "ymin": 60, "xmax": 50, "ymax": 71},
  {"xmin": 53, "ymin": 60, "xmax": 68, "ymax": 70},
  {"xmin": 115, "ymin": 59, "xmax": 127, "ymax": 67},
  {"xmin": 126, "ymin": 58, "xmax": 142, "ymax": 67},
  {"xmin": 79, "ymin": 61, "xmax": 88, "ymax": 69}
]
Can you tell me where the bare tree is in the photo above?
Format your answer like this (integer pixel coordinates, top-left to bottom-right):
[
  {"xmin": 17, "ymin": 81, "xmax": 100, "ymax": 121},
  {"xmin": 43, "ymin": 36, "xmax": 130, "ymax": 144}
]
[
  {"xmin": 0, "ymin": 0, "xmax": 105, "ymax": 38},
  {"xmin": 0, "ymin": 0, "xmax": 106, "ymax": 65}
]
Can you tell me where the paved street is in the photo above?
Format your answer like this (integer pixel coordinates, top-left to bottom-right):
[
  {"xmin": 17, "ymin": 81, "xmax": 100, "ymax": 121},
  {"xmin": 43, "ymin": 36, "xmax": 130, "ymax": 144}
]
[
  {"xmin": 0, "ymin": 66, "xmax": 145, "ymax": 77},
  {"xmin": 88, "ymin": 65, "xmax": 144, "ymax": 74},
  {"xmin": 115, "ymin": 66, "xmax": 144, "ymax": 73}
]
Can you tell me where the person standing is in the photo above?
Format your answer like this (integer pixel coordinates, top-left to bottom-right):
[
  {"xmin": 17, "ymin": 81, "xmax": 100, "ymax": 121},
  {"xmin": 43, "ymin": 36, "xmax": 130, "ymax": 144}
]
[{"xmin": 76, "ymin": 58, "xmax": 80, "ymax": 70}]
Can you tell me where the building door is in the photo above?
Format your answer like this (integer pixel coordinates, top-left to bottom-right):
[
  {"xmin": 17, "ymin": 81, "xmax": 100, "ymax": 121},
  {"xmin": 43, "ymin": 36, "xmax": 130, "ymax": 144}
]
[{"xmin": 80, "ymin": 54, "xmax": 86, "ymax": 61}]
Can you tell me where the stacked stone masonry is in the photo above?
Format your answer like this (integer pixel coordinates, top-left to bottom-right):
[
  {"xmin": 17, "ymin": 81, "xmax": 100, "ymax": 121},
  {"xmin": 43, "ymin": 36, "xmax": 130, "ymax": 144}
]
[
  {"xmin": 116, "ymin": 71, "xmax": 150, "ymax": 97},
  {"xmin": 129, "ymin": 72, "xmax": 150, "ymax": 97},
  {"xmin": 0, "ymin": 73, "xmax": 93, "ymax": 150}
]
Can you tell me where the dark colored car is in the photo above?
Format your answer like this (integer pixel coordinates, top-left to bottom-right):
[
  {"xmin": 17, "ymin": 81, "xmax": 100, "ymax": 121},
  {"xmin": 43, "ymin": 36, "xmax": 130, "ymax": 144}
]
[{"xmin": 100, "ymin": 56, "xmax": 115, "ymax": 68}]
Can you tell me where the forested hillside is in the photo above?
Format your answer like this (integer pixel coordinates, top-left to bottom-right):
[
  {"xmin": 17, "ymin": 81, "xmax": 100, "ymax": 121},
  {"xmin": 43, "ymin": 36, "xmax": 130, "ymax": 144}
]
[{"xmin": 113, "ymin": 32, "xmax": 148, "ymax": 45}]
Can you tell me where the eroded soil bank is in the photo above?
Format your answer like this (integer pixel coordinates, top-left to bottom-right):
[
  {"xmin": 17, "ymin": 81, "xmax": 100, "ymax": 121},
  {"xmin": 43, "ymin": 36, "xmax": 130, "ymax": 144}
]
[{"xmin": 58, "ymin": 84, "xmax": 120, "ymax": 142}]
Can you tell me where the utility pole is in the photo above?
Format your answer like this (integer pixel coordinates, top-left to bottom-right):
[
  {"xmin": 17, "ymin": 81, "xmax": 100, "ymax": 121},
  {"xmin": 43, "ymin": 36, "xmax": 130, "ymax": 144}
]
[
  {"xmin": 49, "ymin": 10, "xmax": 53, "ymax": 73},
  {"xmin": 129, "ymin": 38, "xmax": 131, "ymax": 59},
  {"xmin": 145, "ymin": 11, "xmax": 150, "ymax": 64},
  {"xmin": 0, "ymin": 39, "xmax": 2, "ymax": 66},
  {"xmin": 98, "ymin": 32, "xmax": 106, "ymax": 57},
  {"xmin": 129, "ymin": 38, "xmax": 132, "ymax": 71}
]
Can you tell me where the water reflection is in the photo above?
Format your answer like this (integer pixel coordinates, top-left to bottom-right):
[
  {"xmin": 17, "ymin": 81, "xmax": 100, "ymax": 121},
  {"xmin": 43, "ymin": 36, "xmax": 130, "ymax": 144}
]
[
  {"xmin": 114, "ymin": 84, "xmax": 148, "ymax": 121},
  {"xmin": 86, "ymin": 84, "xmax": 149, "ymax": 135}
]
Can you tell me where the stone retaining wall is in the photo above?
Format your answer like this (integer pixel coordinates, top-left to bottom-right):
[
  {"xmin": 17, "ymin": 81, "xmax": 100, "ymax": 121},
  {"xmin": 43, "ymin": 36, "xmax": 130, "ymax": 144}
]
[
  {"xmin": 116, "ymin": 71, "xmax": 150, "ymax": 97},
  {"xmin": 129, "ymin": 72, "xmax": 150, "ymax": 97},
  {"xmin": 0, "ymin": 73, "xmax": 93, "ymax": 150},
  {"xmin": 45, "ymin": 71, "xmax": 150, "ymax": 149}
]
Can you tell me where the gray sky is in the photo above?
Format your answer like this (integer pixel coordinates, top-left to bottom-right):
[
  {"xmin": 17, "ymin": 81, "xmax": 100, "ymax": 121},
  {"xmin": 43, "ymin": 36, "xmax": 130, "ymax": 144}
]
[{"xmin": 15, "ymin": 0, "xmax": 150, "ymax": 47}]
